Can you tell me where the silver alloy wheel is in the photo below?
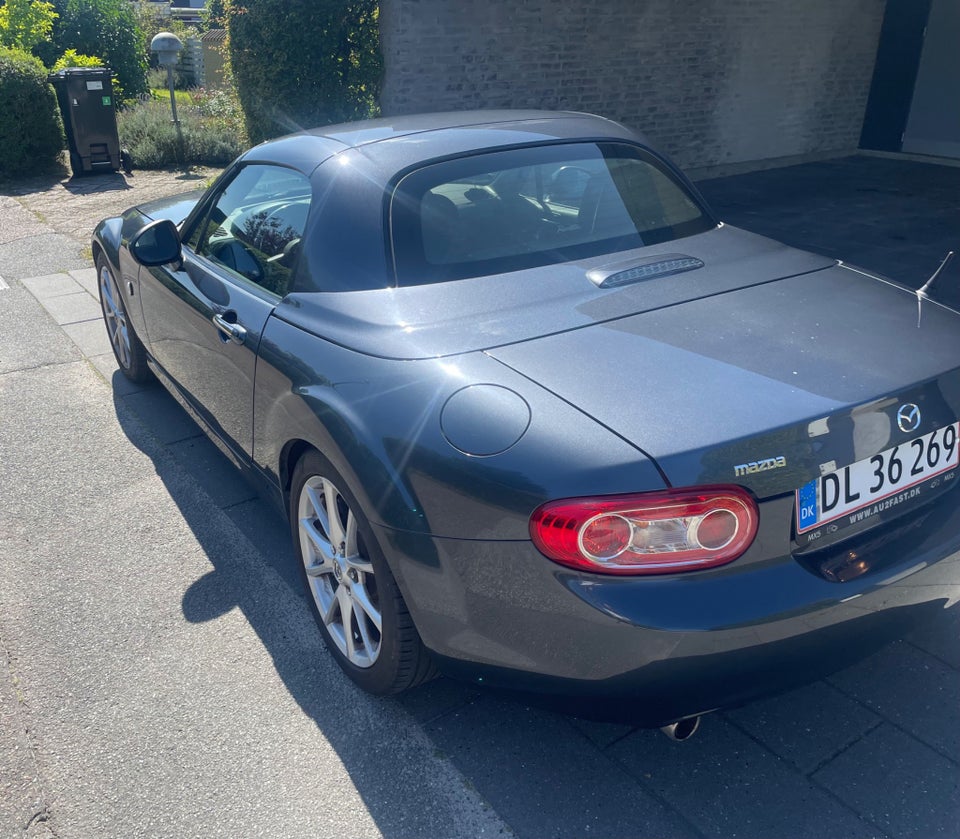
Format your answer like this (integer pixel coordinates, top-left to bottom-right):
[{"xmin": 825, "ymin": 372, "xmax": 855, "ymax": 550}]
[
  {"xmin": 99, "ymin": 264, "xmax": 131, "ymax": 369},
  {"xmin": 298, "ymin": 475, "xmax": 382, "ymax": 668}
]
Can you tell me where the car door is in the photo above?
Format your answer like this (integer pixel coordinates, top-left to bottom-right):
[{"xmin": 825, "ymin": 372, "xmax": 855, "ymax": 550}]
[{"xmin": 138, "ymin": 163, "xmax": 312, "ymax": 460}]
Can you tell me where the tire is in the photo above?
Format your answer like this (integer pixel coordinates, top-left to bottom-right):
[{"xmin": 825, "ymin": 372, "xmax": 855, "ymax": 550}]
[
  {"xmin": 96, "ymin": 254, "xmax": 152, "ymax": 383},
  {"xmin": 290, "ymin": 449, "xmax": 436, "ymax": 695}
]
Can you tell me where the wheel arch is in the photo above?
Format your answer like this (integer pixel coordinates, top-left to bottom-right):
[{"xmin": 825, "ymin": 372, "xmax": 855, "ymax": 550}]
[
  {"xmin": 92, "ymin": 216, "xmax": 124, "ymax": 271},
  {"xmin": 277, "ymin": 431, "xmax": 418, "ymax": 543},
  {"xmin": 279, "ymin": 437, "xmax": 316, "ymax": 512},
  {"xmin": 279, "ymin": 435, "xmax": 426, "ymax": 619},
  {"xmin": 255, "ymin": 338, "xmax": 432, "ymax": 538}
]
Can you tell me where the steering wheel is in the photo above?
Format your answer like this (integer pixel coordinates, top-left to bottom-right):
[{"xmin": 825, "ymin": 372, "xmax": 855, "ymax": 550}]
[{"xmin": 266, "ymin": 237, "xmax": 302, "ymax": 265}]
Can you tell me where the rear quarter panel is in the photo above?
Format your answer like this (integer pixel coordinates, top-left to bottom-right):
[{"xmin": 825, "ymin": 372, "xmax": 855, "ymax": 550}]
[{"xmin": 252, "ymin": 316, "xmax": 665, "ymax": 541}]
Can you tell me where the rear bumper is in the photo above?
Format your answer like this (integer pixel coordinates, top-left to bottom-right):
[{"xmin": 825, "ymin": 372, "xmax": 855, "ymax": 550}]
[{"xmin": 375, "ymin": 495, "xmax": 960, "ymax": 725}]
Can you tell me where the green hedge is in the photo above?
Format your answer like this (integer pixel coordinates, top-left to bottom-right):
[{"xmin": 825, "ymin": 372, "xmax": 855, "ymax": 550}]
[
  {"xmin": 227, "ymin": 0, "xmax": 381, "ymax": 144},
  {"xmin": 0, "ymin": 47, "xmax": 64, "ymax": 178}
]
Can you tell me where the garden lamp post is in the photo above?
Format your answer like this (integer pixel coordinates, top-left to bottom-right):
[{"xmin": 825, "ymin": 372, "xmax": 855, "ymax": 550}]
[{"xmin": 150, "ymin": 32, "xmax": 185, "ymax": 162}]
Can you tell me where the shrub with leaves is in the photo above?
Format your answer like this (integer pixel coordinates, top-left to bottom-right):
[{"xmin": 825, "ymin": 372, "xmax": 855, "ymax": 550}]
[
  {"xmin": 117, "ymin": 96, "xmax": 243, "ymax": 169},
  {"xmin": 226, "ymin": 0, "xmax": 381, "ymax": 144},
  {"xmin": 148, "ymin": 64, "xmax": 193, "ymax": 94},
  {"xmin": 35, "ymin": 0, "xmax": 148, "ymax": 102},
  {"xmin": 53, "ymin": 48, "xmax": 102, "ymax": 69},
  {"xmin": 192, "ymin": 85, "xmax": 245, "ymax": 139},
  {"xmin": 201, "ymin": 0, "xmax": 226, "ymax": 31},
  {"xmin": 0, "ymin": 0, "xmax": 57, "ymax": 52},
  {"xmin": 0, "ymin": 46, "xmax": 64, "ymax": 178}
]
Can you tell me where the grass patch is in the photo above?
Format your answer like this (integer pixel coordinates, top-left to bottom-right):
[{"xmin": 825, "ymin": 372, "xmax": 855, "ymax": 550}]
[{"xmin": 150, "ymin": 88, "xmax": 196, "ymax": 107}]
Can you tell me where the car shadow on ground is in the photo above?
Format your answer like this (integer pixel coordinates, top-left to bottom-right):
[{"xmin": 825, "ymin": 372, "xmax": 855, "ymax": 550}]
[{"xmin": 109, "ymin": 369, "xmax": 960, "ymax": 839}]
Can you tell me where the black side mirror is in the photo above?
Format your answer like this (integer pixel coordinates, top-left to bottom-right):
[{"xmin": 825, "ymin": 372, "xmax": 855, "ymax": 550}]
[{"xmin": 130, "ymin": 218, "xmax": 182, "ymax": 267}]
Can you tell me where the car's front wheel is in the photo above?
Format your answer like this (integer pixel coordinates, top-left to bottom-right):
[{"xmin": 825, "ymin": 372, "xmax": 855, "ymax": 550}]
[
  {"xmin": 96, "ymin": 254, "xmax": 152, "ymax": 383},
  {"xmin": 290, "ymin": 450, "xmax": 436, "ymax": 694}
]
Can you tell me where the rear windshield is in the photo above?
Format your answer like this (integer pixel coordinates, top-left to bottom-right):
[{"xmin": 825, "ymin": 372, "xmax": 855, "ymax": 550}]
[{"xmin": 390, "ymin": 142, "xmax": 713, "ymax": 285}]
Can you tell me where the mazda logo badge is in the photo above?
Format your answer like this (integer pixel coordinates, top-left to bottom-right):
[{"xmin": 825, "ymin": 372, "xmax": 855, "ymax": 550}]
[{"xmin": 897, "ymin": 403, "xmax": 921, "ymax": 433}]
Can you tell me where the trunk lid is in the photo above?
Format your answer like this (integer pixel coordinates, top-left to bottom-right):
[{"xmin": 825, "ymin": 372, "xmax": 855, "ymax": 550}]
[
  {"xmin": 488, "ymin": 265, "xmax": 960, "ymax": 519},
  {"xmin": 278, "ymin": 225, "xmax": 832, "ymax": 359}
]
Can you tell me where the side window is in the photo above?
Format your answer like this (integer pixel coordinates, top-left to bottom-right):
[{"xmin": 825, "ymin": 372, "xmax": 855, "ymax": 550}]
[{"xmin": 186, "ymin": 164, "xmax": 311, "ymax": 297}]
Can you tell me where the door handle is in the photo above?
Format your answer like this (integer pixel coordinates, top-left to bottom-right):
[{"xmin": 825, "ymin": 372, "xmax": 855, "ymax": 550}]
[{"xmin": 212, "ymin": 312, "xmax": 247, "ymax": 345}]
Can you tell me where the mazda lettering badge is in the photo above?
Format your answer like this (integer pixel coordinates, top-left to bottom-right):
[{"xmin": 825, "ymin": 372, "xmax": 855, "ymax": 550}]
[{"xmin": 897, "ymin": 403, "xmax": 921, "ymax": 433}]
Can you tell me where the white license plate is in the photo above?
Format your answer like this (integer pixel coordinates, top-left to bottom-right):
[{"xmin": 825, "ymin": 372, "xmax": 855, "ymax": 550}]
[{"xmin": 796, "ymin": 422, "xmax": 959, "ymax": 534}]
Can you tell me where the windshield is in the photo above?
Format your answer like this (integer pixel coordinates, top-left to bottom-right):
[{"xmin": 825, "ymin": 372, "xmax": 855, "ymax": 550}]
[{"xmin": 390, "ymin": 142, "xmax": 714, "ymax": 285}]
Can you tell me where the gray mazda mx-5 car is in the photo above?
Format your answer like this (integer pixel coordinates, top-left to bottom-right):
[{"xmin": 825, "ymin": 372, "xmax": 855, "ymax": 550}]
[{"xmin": 93, "ymin": 110, "xmax": 960, "ymax": 729}]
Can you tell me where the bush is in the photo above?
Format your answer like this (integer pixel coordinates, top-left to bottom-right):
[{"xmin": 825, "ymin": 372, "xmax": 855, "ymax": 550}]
[
  {"xmin": 53, "ymin": 48, "xmax": 102, "ymax": 69},
  {"xmin": 148, "ymin": 64, "xmax": 193, "ymax": 93},
  {"xmin": 192, "ymin": 86, "xmax": 245, "ymax": 139},
  {"xmin": 201, "ymin": 0, "xmax": 226, "ymax": 31},
  {"xmin": 226, "ymin": 0, "xmax": 381, "ymax": 144},
  {"xmin": 0, "ymin": 46, "xmax": 64, "ymax": 178},
  {"xmin": 36, "ymin": 0, "xmax": 148, "ymax": 102},
  {"xmin": 0, "ymin": 0, "xmax": 57, "ymax": 52},
  {"xmin": 117, "ymin": 96, "xmax": 243, "ymax": 169}
]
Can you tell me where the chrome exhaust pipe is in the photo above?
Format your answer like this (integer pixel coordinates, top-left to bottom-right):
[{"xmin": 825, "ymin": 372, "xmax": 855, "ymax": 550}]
[{"xmin": 660, "ymin": 716, "xmax": 700, "ymax": 741}]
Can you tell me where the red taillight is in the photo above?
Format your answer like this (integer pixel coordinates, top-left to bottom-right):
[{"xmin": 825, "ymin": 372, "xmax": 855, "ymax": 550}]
[{"xmin": 529, "ymin": 486, "xmax": 759, "ymax": 575}]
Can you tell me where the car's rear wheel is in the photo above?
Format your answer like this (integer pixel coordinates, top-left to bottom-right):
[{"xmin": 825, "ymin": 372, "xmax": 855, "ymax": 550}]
[
  {"xmin": 96, "ymin": 254, "xmax": 152, "ymax": 383},
  {"xmin": 290, "ymin": 450, "xmax": 436, "ymax": 694}
]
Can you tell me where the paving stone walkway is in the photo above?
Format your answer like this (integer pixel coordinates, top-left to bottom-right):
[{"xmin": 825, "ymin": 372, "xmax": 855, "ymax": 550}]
[{"xmin": 3, "ymin": 165, "xmax": 220, "ymax": 245}]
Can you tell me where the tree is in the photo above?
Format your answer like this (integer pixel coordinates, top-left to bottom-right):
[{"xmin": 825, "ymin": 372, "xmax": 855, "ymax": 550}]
[
  {"xmin": 201, "ymin": 0, "xmax": 226, "ymax": 31},
  {"xmin": 227, "ymin": 0, "xmax": 381, "ymax": 144},
  {"xmin": 36, "ymin": 0, "xmax": 147, "ymax": 101},
  {"xmin": 0, "ymin": 0, "xmax": 57, "ymax": 52}
]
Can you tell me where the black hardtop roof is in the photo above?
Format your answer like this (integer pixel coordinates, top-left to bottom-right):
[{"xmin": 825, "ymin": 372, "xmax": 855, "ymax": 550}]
[
  {"xmin": 239, "ymin": 110, "xmax": 648, "ymax": 175},
  {"xmin": 306, "ymin": 109, "xmax": 635, "ymax": 147}
]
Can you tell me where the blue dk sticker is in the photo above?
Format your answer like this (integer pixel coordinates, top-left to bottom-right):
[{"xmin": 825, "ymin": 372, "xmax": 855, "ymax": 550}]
[{"xmin": 798, "ymin": 480, "xmax": 818, "ymax": 531}]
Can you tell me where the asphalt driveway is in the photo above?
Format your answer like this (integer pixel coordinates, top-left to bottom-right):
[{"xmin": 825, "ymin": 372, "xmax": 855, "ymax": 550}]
[
  {"xmin": 1, "ymin": 153, "xmax": 958, "ymax": 838},
  {"xmin": 698, "ymin": 154, "xmax": 960, "ymax": 304}
]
